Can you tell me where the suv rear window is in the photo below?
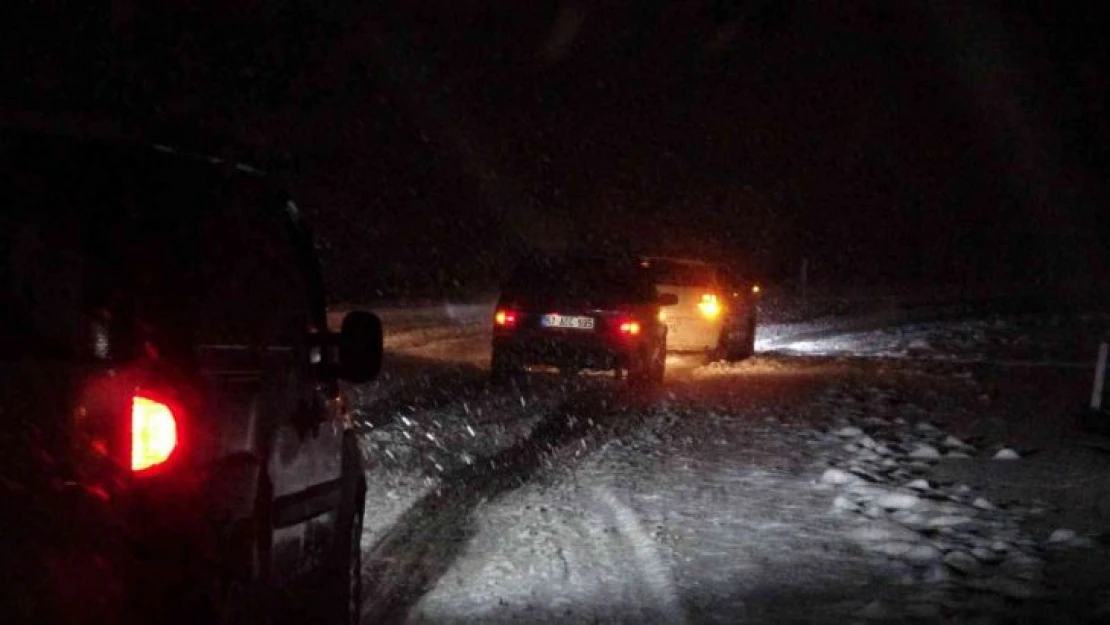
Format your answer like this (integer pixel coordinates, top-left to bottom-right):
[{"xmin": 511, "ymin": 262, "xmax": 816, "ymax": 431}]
[
  {"xmin": 647, "ymin": 260, "xmax": 718, "ymax": 287},
  {"xmin": 504, "ymin": 256, "xmax": 656, "ymax": 304}
]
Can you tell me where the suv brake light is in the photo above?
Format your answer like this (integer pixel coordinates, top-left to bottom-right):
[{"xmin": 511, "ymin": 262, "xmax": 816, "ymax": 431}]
[
  {"xmin": 698, "ymin": 293, "xmax": 721, "ymax": 318},
  {"xmin": 131, "ymin": 395, "xmax": 178, "ymax": 473},
  {"xmin": 619, "ymin": 320, "xmax": 642, "ymax": 336},
  {"xmin": 494, "ymin": 309, "xmax": 518, "ymax": 327}
]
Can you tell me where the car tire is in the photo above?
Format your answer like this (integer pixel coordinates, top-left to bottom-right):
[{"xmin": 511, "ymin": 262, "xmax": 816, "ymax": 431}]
[
  {"xmin": 337, "ymin": 496, "xmax": 365, "ymax": 625},
  {"xmin": 705, "ymin": 347, "xmax": 724, "ymax": 365},
  {"xmin": 189, "ymin": 474, "xmax": 271, "ymax": 625},
  {"xmin": 326, "ymin": 435, "xmax": 366, "ymax": 625},
  {"xmin": 723, "ymin": 318, "xmax": 757, "ymax": 363},
  {"xmin": 651, "ymin": 348, "xmax": 665, "ymax": 384},
  {"xmin": 746, "ymin": 317, "xmax": 757, "ymax": 354},
  {"xmin": 330, "ymin": 434, "xmax": 366, "ymax": 625},
  {"xmin": 214, "ymin": 516, "xmax": 268, "ymax": 625},
  {"xmin": 629, "ymin": 347, "xmax": 663, "ymax": 388},
  {"xmin": 490, "ymin": 347, "xmax": 523, "ymax": 382},
  {"xmin": 128, "ymin": 518, "xmax": 265, "ymax": 625}
]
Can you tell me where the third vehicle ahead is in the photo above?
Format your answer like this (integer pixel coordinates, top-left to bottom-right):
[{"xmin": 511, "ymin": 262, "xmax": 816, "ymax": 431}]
[
  {"xmin": 490, "ymin": 254, "xmax": 677, "ymax": 384},
  {"xmin": 642, "ymin": 257, "xmax": 759, "ymax": 362}
]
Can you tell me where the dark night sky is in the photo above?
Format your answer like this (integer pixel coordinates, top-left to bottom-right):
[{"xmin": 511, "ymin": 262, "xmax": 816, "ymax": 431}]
[{"xmin": 2, "ymin": 1, "xmax": 1107, "ymax": 300}]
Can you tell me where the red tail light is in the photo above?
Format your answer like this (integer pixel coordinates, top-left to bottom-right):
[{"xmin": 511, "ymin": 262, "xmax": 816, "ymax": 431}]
[
  {"xmin": 618, "ymin": 320, "xmax": 642, "ymax": 336},
  {"xmin": 131, "ymin": 395, "xmax": 178, "ymax": 473},
  {"xmin": 494, "ymin": 309, "xmax": 518, "ymax": 327}
]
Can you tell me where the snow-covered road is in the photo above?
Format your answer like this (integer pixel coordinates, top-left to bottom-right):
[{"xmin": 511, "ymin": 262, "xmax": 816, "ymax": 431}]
[{"xmin": 346, "ymin": 302, "xmax": 1110, "ymax": 624}]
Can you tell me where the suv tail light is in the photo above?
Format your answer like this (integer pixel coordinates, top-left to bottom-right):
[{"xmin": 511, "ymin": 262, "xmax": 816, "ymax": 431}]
[
  {"xmin": 494, "ymin": 309, "xmax": 518, "ymax": 328},
  {"xmin": 618, "ymin": 320, "xmax": 642, "ymax": 336},
  {"xmin": 697, "ymin": 293, "xmax": 721, "ymax": 318},
  {"xmin": 131, "ymin": 395, "xmax": 178, "ymax": 473}
]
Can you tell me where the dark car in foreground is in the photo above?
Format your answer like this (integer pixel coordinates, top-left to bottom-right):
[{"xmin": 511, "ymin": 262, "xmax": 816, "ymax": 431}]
[
  {"xmin": 490, "ymin": 254, "xmax": 676, "ymax": 384},
  {"xmin": 0, "ymin": 130, "xmax": 382, "ymax": 624}
]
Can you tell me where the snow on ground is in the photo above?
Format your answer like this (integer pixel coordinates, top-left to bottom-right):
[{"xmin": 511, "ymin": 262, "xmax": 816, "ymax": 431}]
[
  {"xmin": 349, "ymin": 301, "xmax": 1110, "ymax": 624},
  {"xmin": 404, "ymin": 372, "xmax": 1110, "ymax": 623},
  {"xmin": 811, "ymin": 403, "xmax": 1077, "ymax": 618},
  {"xmin": 352, "ymin": 374, "xmax": 559, "ymax": 551},
  {"xmin": 406, "ymin": 407, "xmax": 889, "ymax": 624},
  {"xmin": 757, "ymin": 312, "xmax": 1110, "ymax": 366}
]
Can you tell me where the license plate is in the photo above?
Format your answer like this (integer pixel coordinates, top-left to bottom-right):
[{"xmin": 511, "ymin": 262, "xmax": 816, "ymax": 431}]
[{"xmin": 541, "ymin": 314, "xmax": 595, "ymax": 330}]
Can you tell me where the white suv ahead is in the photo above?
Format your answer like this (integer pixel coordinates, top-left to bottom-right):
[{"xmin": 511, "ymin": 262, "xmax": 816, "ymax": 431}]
[{"xmin": 642, "ymin": 257, "xmax": 759, "ymax": 362}]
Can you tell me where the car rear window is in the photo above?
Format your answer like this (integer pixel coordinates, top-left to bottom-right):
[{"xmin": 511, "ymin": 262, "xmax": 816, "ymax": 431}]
[{"xmin": 647, "ymin": 260, "xmax": 718, "ymax": 287}]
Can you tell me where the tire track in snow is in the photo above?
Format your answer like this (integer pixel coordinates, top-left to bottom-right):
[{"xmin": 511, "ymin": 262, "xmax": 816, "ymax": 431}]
[
  {"xmin": 594, "ymin": 486, "xmax": 688, "ymax": 625},
  {"xmin": 401, "ymin": 482, "xmax": 690, "ymax": 624}
]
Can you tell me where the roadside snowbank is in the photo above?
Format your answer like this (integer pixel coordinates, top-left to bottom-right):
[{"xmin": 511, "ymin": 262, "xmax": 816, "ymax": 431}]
[{"xmin": 759, "ymin": 313, "xmax": 1110, "ymax": 366}]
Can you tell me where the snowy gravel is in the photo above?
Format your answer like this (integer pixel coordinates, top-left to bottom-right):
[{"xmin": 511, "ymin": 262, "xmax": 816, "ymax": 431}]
[
  {"xmin": 346, "ymin": 304, "xmax": 1110, "ymax": 624},
  {"xmin": 758, "ymin": 311, "xmax": 1110, "ymax": 367}
]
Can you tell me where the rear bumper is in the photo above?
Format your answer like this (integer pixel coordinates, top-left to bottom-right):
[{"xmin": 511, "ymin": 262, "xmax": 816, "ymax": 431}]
[
  {"xmin": 1, "ymin": 485, "xmax": 128, "ymax": 625},
  {"xmin": 493, "ymin": 335, "xmax": 637, "ymax": 371},
  {"xmin": 2, "ymin": 472, "xmax": 227, "ymax": 625},
  {"xmin": 666, "ymin": 315, "xmax": 752, "ymax": 351},
  {"xmin": 665, "ymin": 315, "xmax": 722, "ymax": 351}
]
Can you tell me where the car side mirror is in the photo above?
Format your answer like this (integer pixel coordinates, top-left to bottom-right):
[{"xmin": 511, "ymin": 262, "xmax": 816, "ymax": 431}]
[
  {"xmin": 658, "ymin": 293, "xmax": 679, "ymax": 307},
  {"xmin": 338, "ymin": 310, "xmax": 383, "ymax": 384}
]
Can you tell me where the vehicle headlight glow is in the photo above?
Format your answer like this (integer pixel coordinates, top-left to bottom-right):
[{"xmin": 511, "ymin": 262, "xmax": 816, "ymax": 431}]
[{"xmin": 697, "ymin": 293, "xmax": 721, "ymax": 318}]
